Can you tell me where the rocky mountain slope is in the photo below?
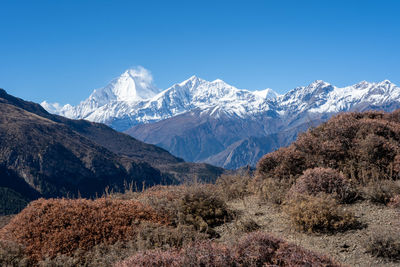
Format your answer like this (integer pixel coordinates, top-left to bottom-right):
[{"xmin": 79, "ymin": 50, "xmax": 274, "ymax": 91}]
[
  {"xmin": 42, "ymin": 68, "xmax": 400, "ymax": 169},
  {"xmin": 0, "ymin": 89, "xmax": 224, "ymax": 214}
]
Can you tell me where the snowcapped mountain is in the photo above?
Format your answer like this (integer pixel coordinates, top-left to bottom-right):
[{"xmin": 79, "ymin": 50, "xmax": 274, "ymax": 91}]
[
  {"xmin": 42, "ymin": 68, "xmax": 278, "ymax": 131},
  {"xmin": 253, "ymin": 88, "xmax": 280, "ymax": 100},
  {"xmin": 276, "ymin": 79, "xmax": 400, "ymax": 115},
  {"xmin": 41, "ymin": 67, "xmax": 400, "ymax": 169}
]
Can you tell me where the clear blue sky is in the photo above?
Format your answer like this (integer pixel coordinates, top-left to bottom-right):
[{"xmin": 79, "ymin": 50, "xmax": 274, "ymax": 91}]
[{"xmin": 1, "ymin": 0, "xmax": 399, "ymax": 105}]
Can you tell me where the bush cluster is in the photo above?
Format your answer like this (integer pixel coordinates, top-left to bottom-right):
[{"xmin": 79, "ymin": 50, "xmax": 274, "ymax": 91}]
[
  {"xmin": 116, "ymin": 232, "xmax": 343, "ymax": 267},
  {"xmin": 289, "ymin": 167, "xmax": 358, "ymax": 203},
  {"xmin": 177, "ymin": 186, "xmax": 232, "ymax": 235},
  {"xmin": 284, "ymin": 195, "xmax": 359, "ymax": 233},
  {"xmin": 34, "ymin": 223, "xmax": 207, "ymax": 267},
  {"xmin": 135, "ymin": 184, "xmax": 232, "ymax": 235},
  {"xmin": 257, "ymin": 111, "xmax": 400, "ymax": 185},
  {"xmin": 0, "ymin": 198, "xmax": 167, "ymax": 262}
]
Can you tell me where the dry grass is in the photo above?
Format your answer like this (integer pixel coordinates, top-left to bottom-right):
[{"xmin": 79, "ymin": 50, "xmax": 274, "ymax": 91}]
[
  {"xmin": 363, "ymin": 179, "xmax": 400, "ymax": 205},
  {"xmin": 0, "ymin": 239, "xmax": 29, "ymax": 267},
  {"xmin": 255, "ymin": 177, "xmax": 295, "ymax": 205},
  {"xmin": 364, "ymin": 230, "xmax": 400, "ymax": 261},
  {"xmin": 215, "ymin": 173, "xmax": 252, "ymax": 201}
]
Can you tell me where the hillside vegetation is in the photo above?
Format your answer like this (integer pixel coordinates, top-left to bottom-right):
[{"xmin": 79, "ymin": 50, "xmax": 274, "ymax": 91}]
[{"xmin": 1, "ymin": 110, "xmax": 400, "ymax": 266}]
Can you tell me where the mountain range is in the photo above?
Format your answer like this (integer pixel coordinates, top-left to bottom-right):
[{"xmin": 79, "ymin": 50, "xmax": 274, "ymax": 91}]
[
  {"xmin": 0, "ymin": 88, "xmax": 224, "ymax": 214},
  {"xmin": 42, "ymin": 67, "xmax": 400, "ymax": 169}
]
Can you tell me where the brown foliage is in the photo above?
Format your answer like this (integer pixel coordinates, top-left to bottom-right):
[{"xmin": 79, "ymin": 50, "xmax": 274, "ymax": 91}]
[
  {"xmin": 178, "ymin": 185, "xmax": 232, "ymax": 234},
  {"xmin": 135, "ymin": 185, "xmax": 188, "ymax": 225},
  {"xmin": 289, "ymin": 167, "xmax": 358, "ymax": 203},
  {"xmin": 116, "ymin": 232, "xmax": 343, "ymax": 267},
  {"xmin": 257, "ymin": 146, "xmax": 308, "ymax": 181},
  {"xmin": 257, "ymin": 110, "xmax": 400, "ymax": 185},
  {"xmin": 363, "ymin": 180, "xmax": 400, "ymax": 205},
  {"xmin": 364, "ymin": 230, "xmax": 400, "ymax": 261},
  {"xmin": 256, "ymin": 177, "xmax": 294, "ymax": 205},
  {"xmin": 0, "ymin": 198, "xmax": 167, "ymax": 262},
  {"xmin": 284, "ymin": 195, "xmax": 359, "ymax": 233},
  {"xmin": 215, "ymin": 174, "xmax": 252, "ymax": 201},
  {"xmin": 236, "ymin": 219, "xmax": 261, "ymax": 233},
  {"xmin": 0, "ymin": 239, "xmax": 29, "ymax": 267},
  {"xmin": 135, "ymin": 184, "xmax": 232, "ymax": 235},
  {"xmin": 36, "ymin": 223, "xmax": 207, "ymax": 267}
]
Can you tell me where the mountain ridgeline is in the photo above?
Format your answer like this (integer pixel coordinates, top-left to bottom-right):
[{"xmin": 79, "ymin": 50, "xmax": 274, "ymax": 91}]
[
  {"xmin": 42, "ymin": 68, "xmax": 400, "ymax": 169},
  {"xmin": 0, "ymin": 89, "xmax": 224, "ymax": 214}
]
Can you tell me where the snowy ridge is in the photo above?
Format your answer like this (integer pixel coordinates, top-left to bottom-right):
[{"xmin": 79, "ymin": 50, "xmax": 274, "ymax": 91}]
[
  {"xmin": 41, "ymin": 67, "xmax": 400, "ymax": 131},
  {"xmin": 42, "ymin": 68, "xmax": 278, "ymax": 129}
]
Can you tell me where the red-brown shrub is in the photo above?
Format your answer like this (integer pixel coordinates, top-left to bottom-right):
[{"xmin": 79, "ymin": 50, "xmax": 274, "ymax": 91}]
[
  {"xmin": 257, "ymin": 146, "xmax": 308, "ymax": 180},
  {"xmin": 256, "ymin": 110, "xmax": 400, "ymax": 184},
  {"xmin": 115, "ymin": 249, "xmax": 183, "ymax": 267},
  {"xmin": 289, "ymin": 167, "xmax": 358, "ymax": 203},
  {"xmin": 234, "ymin": 232, "xmax": 282, "ymax": 266},
  {"xmin": 0, "ymin": 198, "xmax": 167, "ymax": 261},
  {"xmin": 116, "ymin": 232, "xmax": 343, "ymax": 267},
  {"xmin": 274, "ymin": 242, "xmax": 344, "ymax": 266}
]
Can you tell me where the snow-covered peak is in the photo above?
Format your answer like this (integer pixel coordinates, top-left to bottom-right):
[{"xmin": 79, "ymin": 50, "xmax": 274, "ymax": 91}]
[
  {"xmin": 41, "ymin": 68, "xmax": 400, "ymax": 132},
  {"xmin": 253, "ymin": 88, "xmax": 279, "ymax": 100},
  {"xmin": 309, "ymin": 80, "xmax": 331, "ymax": 88},
  {"xmin": 40, "ymin": 101, "xmax": 63, "ymax": 114},
  {"xmin": 89, "ymin": 66, "xmax": 159, "ymax": 104}
]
